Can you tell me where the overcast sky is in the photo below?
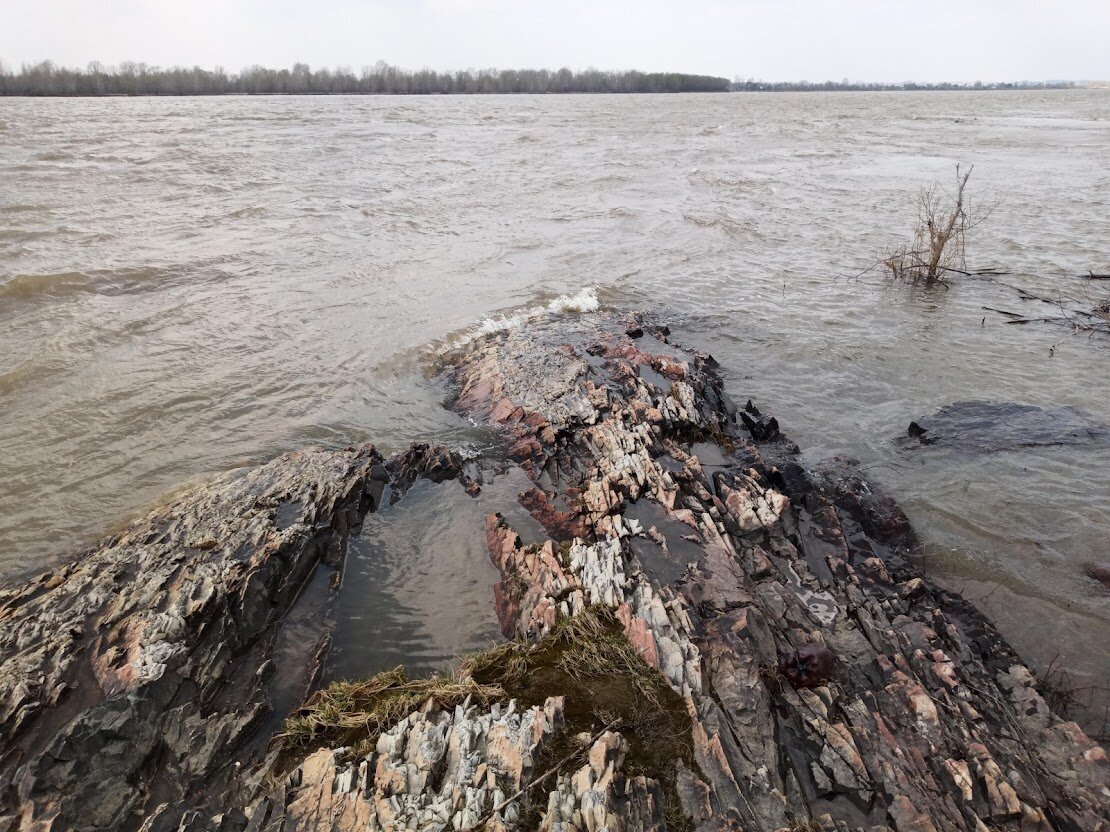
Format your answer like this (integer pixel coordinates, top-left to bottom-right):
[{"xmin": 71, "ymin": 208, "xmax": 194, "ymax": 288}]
[{"xmin": 2, "ymin": 0, "xmax": 1107, "ymax": 82}]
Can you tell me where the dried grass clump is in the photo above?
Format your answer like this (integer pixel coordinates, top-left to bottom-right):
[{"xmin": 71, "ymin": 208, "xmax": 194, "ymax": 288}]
[
  {"xmin": 460, "ymin": 608, "xmax": 669, "ymax": 708},
  {"xmin": 281, "ymin": 666, "xmax": 502, "ymax": 752},
  {"xmin": 463, "ymin": 607, "xmax": 697, "ymax": 832},
  {"xmin": 548, "ymin": 609, "xmax": 667, "ymax": 707},
  {"xmin": 281, "ymin": 607, "xmax": 670, "ymax": 755},
  {"xmin": 884, "ymin": 164, "xmax": 990, "ymax": 286},
  {"xmin": 456, "ymin": 638, "xmax": 532, "ymax": 687}
]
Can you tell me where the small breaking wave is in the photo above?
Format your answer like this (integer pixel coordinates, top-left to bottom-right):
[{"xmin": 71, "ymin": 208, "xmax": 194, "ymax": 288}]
[
  {"xmin": 0, "ymin": 272, "xmax": 91, "ymax": 301},
  {"xmin": 475, "ymin": 287, "xmax": 599, "ymax": 334},
  {"xmin": 546, "ymin": 286, "xmax": 599, "ymax": 314},
  {"xmin": 437, "ymin": 287, "xmax": 600, "ymax": 354},
  {"xmin": 0, "ymin": 262, "xmax": 235, "ymax": 304}
]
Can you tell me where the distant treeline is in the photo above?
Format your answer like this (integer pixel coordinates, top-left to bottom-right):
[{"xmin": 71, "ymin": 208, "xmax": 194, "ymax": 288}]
[
  {"xmin": 0, "ymin": 61, "xmax": 730, "ymax": 96},
  {"xmin": 730, "ymin": 79, "xmax": 1079, "ymax": 92}
]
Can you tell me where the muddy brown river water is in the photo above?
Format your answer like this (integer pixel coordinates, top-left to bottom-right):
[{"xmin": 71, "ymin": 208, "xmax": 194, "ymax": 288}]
[{"xmin": 1, "ymin": 91, "xmax": 1108, "ymax": 721}]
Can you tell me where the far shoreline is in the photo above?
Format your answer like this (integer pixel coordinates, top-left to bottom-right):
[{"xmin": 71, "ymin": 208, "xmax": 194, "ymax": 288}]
[
  {"xmin": 0, "ymin": 87, "xmax": 1095, "ymax": 99},
  {"xmin": 0, "ymin": 61, "xmax": 1089, "ymax": 97}
]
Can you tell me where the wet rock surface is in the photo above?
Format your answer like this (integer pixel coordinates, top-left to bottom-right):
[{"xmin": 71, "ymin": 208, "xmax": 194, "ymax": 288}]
[
  {"xmin": 902, "ymin": 400, "xmax": 1110, "ymax": 453},
  {"xmin": 0, "ymin": 442, "xmax": 468, "ymax": 831},
  {"xmin": 1, "ymin": 311, "xmax": 1107, "ymax": 831},
  {"xmin": 442, "ymin": 313, "xmax": 1109, "ymax": 831}
]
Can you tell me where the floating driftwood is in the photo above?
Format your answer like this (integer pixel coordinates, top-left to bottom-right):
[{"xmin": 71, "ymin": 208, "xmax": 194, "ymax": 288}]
[
  {"xmin": 982, "ymin": 280, "xmax": 1110, "ymax": 337},
  {"xmin": 1, "ymin": 311, "xmax": 1107, "ymax": 832}
]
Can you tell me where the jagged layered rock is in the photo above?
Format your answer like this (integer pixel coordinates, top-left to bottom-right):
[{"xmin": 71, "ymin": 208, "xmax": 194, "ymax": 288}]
[
  {"xmin": 447, "ymin": 312, "xmax": 1110, "ymax": 831},
  {"xmin": 0, "ymin": 445, "xmax": 384, "ymax": 831},
  {"xmin": 1, "ymin": 310, "xmax": 1107, "ymax": 832},
  {"xmin": 225, "ymin": 690, "xmax": 675, "ymax": 832},
  {"xmin": 540, "ymin": 732, "xmax": 667, "ymax": 832},
  {"xmin": 0, "ymin": 443, "xmax": 470, "ymax": 832},
  {"xmin": 232, "ymin": 696, "xmax": 565, "ymax": 832}
]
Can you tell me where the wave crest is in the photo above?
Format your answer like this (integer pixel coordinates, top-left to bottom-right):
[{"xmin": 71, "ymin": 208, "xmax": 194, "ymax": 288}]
[{"xmin": 439, "ymin": 287, "xmax": 600, "ymax": 353}]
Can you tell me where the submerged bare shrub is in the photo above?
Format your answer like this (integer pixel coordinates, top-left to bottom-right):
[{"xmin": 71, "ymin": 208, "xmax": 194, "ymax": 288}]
[
  {"xmin": 884, "ymin": 164, "xmax": 990, "ymax": 285},
  {"xmin": 1095, "ymin": 295, "xmax": 1110, "ymax": 321}
]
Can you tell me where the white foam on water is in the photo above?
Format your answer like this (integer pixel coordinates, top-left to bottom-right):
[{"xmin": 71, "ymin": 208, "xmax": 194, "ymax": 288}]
[
  {"xmin": 474, "ymin": 311, "xmax": 530, "ymax": 336},
  {"xmin": 439, "ymin": 287, "xmax": 599, "ymax": 353},
  {"xmin": 545, "ymin": 286, "xmax": 599, "ymax": 314}
]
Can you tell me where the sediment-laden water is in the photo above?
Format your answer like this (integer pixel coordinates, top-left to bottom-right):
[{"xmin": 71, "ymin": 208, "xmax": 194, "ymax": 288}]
[{"xmin": 1, "ymin": 91, "xmax": 1107, "ymax": 707}]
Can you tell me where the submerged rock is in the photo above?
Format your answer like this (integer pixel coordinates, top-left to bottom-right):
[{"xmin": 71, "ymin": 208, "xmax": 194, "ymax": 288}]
[
  {"xmin": 902, "ymin": 400, "xmax": 1110, "ymax": 453},
  {"xmin": 1085, "ymin": 563, "xmax": 1110, "ymax": 591}
]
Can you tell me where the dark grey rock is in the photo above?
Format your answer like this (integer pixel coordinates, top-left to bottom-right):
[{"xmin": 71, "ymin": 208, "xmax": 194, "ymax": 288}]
[{"xmin": 902, "ymin": 400, "xmax": 1110, "ymax": 453}]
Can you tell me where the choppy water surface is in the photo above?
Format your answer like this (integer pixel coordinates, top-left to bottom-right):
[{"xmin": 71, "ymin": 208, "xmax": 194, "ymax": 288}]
[{"xmin": 1, "ymin": 92, "xmax": 1108, "ymax": 710}]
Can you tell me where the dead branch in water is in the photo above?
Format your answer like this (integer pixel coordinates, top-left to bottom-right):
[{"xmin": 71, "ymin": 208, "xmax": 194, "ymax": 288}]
[
  {"xmin": 982, "ymin": 278, "xmax": 1110, "ymax": 338},
  {"xmin": 1038, "ymin": 654, "xmax": 1110, "ymax": 743}
]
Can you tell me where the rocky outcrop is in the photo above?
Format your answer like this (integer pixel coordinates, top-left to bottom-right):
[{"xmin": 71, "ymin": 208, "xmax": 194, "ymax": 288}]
[
  {"xmin": 446, "ymin": 312, "xmax": 1110, "ymax": 831},
  {"xmin": 0, "ymin": 445, "xmax": 384, "ymax": 830},
  {"xmin": 214, "ymin": 696, "xmax": 670, "ymax": 832},
  {"xmin": 539, "ymin": 731, "xmax": 668, "ymax": 832},
  {"xmin": 1, "ymin": 311, "xmax": 1107, "ymax": 832},
  {"xmin": 0, "ymin": 442, "xmax": 472, "ymax": 832}
]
